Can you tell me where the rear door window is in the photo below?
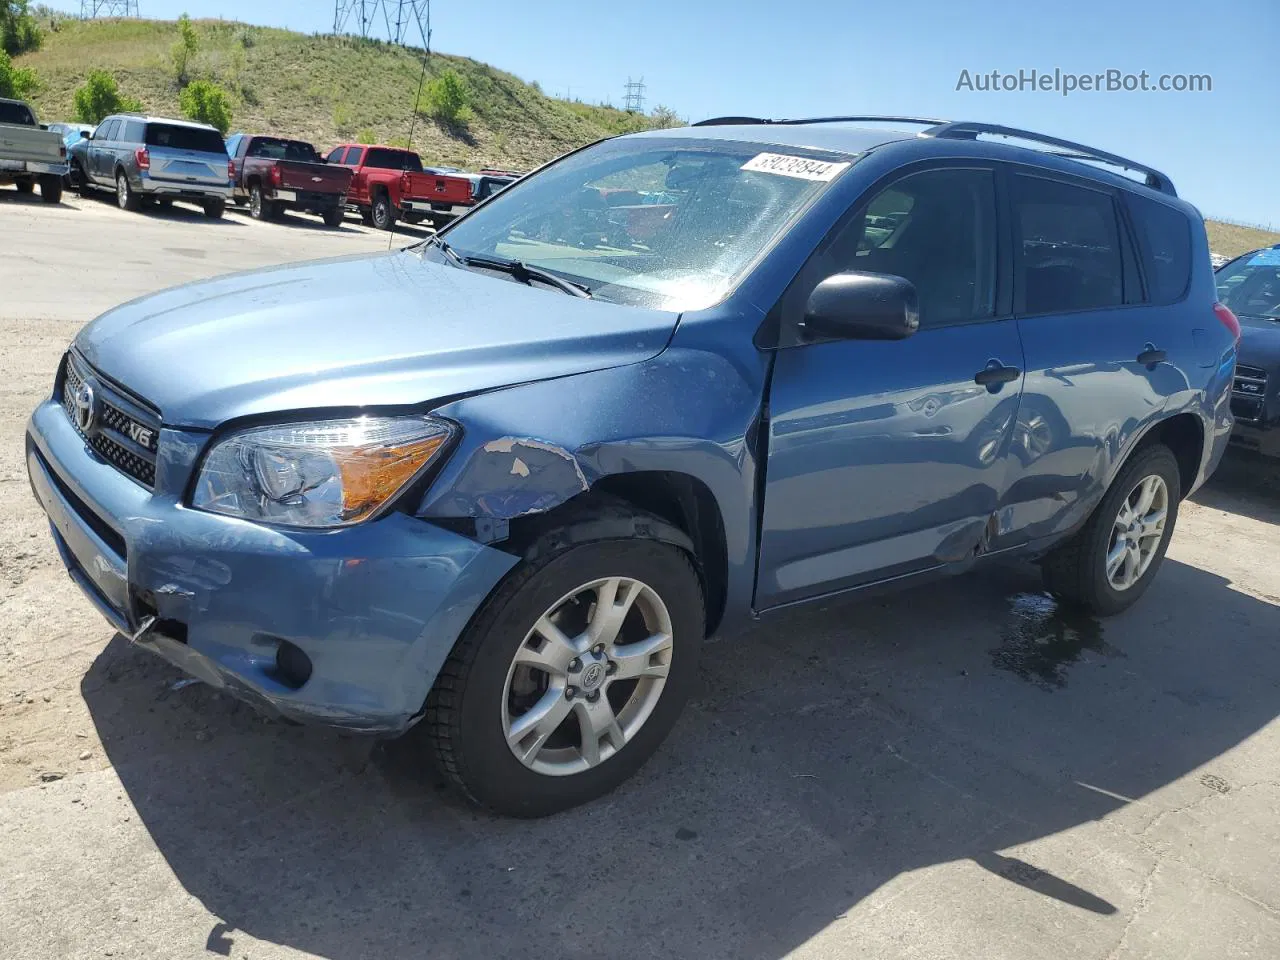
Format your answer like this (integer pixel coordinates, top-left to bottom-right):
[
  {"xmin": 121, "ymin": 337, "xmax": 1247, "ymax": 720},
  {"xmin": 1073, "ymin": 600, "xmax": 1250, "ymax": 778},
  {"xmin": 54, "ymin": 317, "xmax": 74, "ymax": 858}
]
[
  {"xmin": 145, "ymin": 123, "xmax": 227, "ymax": 154},
  {"xmin": 1127, "ymin": 193, "xmax": 1192, "ymax": 304},
  {"xmin": 1013, "ymin": 175, "xmax": 1124, "ymax": 314}
]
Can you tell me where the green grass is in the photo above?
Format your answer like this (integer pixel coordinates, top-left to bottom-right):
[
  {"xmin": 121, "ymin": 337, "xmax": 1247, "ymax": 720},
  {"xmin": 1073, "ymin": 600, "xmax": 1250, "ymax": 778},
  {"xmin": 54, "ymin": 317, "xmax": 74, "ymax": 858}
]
[
  {"xmin": 16, "ymin": 16, "xmax": 671, "ymax": 169},
  {"xmin": 1205, "ymin": 221, "xmax": 1280, "ymax": 260}
]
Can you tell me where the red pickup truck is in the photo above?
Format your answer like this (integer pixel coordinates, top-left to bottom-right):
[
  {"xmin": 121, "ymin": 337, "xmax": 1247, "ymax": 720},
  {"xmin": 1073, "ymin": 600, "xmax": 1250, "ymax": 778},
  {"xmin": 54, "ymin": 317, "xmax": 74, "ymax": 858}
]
[
  {"xmin": 324, "ymin": 143, "xmax": 473, "ymax": 231},
  {"xmin": 226, "ymin": 134, "xmax": 352, "ymax": 227}
]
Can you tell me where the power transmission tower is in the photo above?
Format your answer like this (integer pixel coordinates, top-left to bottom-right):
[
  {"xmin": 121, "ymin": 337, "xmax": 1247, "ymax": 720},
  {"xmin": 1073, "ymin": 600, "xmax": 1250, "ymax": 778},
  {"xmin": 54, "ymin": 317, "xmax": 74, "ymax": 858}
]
[
  {"xmin": 623, "ymin": 77, "xmax": 646, "ymax": 113},
  {"xmin": 81, "ymin": 0, "xmax": 140, "ymax": 16},
  {"xmin": 333, "ymin": 0, "xmax": 431, "ymax": 50}
]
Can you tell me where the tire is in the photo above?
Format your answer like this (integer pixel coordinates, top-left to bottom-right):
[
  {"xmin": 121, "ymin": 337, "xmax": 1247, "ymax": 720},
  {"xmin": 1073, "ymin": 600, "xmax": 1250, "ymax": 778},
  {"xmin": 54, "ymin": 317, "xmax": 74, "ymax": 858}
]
[
  {"xmin": 322, "ymin": 206, "xmax": 345, "ymax": 228},
  {"xmin": 359, "ymin": 207, "xmax": 374, "ymax": 226},
  {"xmin": 371, "ymin": 191, "xmax": 396, "ymax": 231},
  {"xmin": 248, "ymin": 183, "xmax": 272, "ymax": 221},
  {"xmin": 422, "ymin": 530, "xmax": 705, "ymax": 818},
  {"xmin": 14, "ymin": 179, "xmax": 34, "ymax": 194},
  {"xmin": 38, "ymin": 175, "xmax": 62, "ymax": 204},
  {"xmin": 402, "ymin": 212, "xmax": 424, "ymax": 225},
  {"xmin": 115, "ymin": 170, "xmax": 141, "ymax": 212},
  {"xmin": 1041, "ymin": 444, "xmax": 1181, "ymax": 616},
  {"xmin": 203, "ymin": 197, "xmax": 226, "ymax": 219},
  {"xmin": 72, "ymin": 161, "xmax": 92, "ymax": 195}
]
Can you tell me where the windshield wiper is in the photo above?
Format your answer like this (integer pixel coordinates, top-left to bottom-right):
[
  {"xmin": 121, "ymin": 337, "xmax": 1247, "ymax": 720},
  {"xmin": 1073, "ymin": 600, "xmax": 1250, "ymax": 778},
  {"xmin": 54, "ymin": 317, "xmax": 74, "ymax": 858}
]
[
  {"xmin": 423, "ymin": 233, "xmax": 465, "ymax": 267},
  {"xmin": 460, "ymin": 253, "xmax": 593, "ymax": 299}
]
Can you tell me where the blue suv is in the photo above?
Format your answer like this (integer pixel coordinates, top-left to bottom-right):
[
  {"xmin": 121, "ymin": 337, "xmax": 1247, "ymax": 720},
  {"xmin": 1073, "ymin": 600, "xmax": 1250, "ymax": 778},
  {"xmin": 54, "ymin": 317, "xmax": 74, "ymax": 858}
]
[{"xmin": 26, "ymin": 117, "xmax": 1237, "ymax": 815}]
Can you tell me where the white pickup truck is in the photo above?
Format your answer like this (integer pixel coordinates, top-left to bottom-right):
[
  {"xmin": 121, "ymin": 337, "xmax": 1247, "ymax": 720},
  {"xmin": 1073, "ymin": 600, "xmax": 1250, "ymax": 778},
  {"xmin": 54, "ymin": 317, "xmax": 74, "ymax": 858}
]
[{"xmin": 0, "ymin": 98, "xmax": 67, "ymax": 204}]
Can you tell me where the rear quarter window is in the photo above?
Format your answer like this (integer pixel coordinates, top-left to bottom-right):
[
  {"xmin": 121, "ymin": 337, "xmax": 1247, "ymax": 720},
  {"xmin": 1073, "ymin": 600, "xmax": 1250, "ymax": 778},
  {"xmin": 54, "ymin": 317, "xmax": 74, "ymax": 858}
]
[
  {"xmin": 145, "ymin": 123, "xmax": 227, "ymax": 154},
  {"xmin": 1127, "ymin": 194, "xmax": 1192, "ymax": 304}
]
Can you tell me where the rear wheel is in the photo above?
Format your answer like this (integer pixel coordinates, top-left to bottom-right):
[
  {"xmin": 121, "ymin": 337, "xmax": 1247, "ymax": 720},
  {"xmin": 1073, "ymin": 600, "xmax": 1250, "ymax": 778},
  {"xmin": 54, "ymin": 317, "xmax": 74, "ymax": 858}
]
[
  {"xmin": 203, "ymin": 197, "xmax": 226, "ymax": 219},
  {"xmin": 1041, "ymin": 444, "xmax": 1181, "ymax": 616},
  {"xmin": 14, "ymin": 179, "xmax": 34, "ymax": 194},
  {"xmin": 371, "ymin": 191, "xmax": 396, "ymax": 230},
  {"xmin": 38, "ymin": 175, "xmax": 62, "ymax": 204},
  {"xmin": 248, "ymin": 183, "xmax": 274, "ymax": 221},
  {"xmin": 402, "ymin": 212, "xmax": 424, "ymax": 225},
  {"xmin": 115, "ymin": 171, "xmax": 141, "ymax": 212},
  {"xmin": 422, "ymin": 530, "xmax": 704, "ymax": 818},
  {"xmin": 322, "ymin": 206, "xmax": 345, "ymax": 228}
]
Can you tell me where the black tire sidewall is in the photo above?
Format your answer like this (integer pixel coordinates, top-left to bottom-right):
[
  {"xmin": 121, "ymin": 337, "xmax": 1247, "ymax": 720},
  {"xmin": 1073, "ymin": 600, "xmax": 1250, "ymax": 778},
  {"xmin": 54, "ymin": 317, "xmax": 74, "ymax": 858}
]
[
  {"xmin": 443, "ymin": 539, "xmax": 704, "ymax": 817},
  {"xmin": 1078, "ymin": 446, "xmax": 1181, "ymax": 615}
]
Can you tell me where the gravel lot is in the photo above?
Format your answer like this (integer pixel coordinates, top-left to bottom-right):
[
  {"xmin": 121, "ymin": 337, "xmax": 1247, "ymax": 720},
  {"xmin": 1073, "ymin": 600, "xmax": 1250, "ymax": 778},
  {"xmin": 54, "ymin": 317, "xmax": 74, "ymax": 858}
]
[{"xmin": 2, "ymin": 188, "xmax": 1280, "ymax": 960}]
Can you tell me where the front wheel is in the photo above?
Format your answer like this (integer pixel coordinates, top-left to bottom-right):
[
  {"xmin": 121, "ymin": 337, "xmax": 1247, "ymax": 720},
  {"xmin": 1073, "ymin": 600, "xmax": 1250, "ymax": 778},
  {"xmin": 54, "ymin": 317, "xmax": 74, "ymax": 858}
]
[
  {"xmin": 371, "ymin": 192, "xmax": 396, "ymax": 230},
  {"xmin": 422, "ymin": 535, "xmax": 704, "ymax": 817},
  {"xmin": 1041, "ymin": 444, "xmax": 1181, "ymax": 616}
]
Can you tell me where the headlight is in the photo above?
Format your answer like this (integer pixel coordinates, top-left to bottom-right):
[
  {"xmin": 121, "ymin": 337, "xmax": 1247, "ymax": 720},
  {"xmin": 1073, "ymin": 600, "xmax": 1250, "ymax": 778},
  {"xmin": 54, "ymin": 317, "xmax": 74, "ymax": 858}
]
[{"xmin": 192, "ymin": 416, "xmax": 454, "ymax": 528}]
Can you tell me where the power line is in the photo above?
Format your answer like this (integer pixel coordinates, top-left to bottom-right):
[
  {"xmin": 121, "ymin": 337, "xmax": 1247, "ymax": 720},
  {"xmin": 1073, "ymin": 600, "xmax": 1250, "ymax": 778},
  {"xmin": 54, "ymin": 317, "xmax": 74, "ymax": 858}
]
[
  {"xmin": 80, "ymin": 0, "xmax": 140, "ymax": 16},
  {"xmin": 333, "ymin": 0, "xmax": 431, "ymax": 49},
  {"xmin": 623, "ymin": 76, "xmax": 646, "ymax": 113}
]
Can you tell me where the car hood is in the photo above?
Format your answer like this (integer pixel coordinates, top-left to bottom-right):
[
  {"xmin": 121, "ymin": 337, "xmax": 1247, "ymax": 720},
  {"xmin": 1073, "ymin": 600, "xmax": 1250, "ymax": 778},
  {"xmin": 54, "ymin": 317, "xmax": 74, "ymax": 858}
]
[
  {"xmin": 74, "ymin": 250, "xmax": 678, "ymax": 429},
  {"xmin": 1237, "ymin": 317, "xmax": 1280, "ymax": 370}
]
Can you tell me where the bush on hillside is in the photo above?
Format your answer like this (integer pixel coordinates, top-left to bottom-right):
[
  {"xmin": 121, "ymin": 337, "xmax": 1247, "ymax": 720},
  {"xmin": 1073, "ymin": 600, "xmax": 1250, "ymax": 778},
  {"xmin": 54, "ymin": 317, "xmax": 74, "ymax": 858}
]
[
  {"xmin": 0, "ymin": 48, "xmax": 37, "ymax": 98},
  {"xmin": 417, "ymin": 68, "xmax": 472, "ymax": 128},
  {"xmin": 171, "ymin": 12, "xmax": 198, "ymax": 86},
  {"xmin": 72, "ymin": 69, "xmax": 143, "ymax": 123},
  {"xmin": 179, "ymin": 78, "xmax": 232, "ymax": 133},
  {"xmin": 355, "ymin": 126, "xmax": 377, "ymax": 145},
  {"xmin": 1, "ymin": 1, "xmax": 41, "ymax": 56}
]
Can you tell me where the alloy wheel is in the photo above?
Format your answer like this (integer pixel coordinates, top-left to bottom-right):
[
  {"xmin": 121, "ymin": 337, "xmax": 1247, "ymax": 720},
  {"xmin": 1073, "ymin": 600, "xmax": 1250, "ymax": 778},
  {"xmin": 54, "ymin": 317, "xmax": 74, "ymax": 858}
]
[
  {"xmin": 1105, "ymin": 474, "xmax": 1168, "ymax": 591},
  {"xmin": 116, "ymin": 173, "xmax": 129, "ymax": 209},
  {"xmin": 501, "ymin": 576, "xmax": 674, "ymax": 776}
]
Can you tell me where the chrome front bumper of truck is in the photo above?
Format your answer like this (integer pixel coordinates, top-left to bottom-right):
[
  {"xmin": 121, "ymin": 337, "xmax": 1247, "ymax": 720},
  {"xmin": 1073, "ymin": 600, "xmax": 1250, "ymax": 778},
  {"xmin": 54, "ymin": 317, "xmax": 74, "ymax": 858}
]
[{"xmin": 26, "ymin": 398, "xmax": 517, "ymax": 734}]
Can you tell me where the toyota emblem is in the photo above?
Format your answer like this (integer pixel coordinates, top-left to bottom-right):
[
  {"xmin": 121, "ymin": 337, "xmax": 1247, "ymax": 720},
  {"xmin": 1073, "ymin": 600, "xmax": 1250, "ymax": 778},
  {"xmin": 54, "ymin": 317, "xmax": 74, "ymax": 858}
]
[{"xmin": 73, "ymin": 380, "xmax": 97, "ymax": 434}]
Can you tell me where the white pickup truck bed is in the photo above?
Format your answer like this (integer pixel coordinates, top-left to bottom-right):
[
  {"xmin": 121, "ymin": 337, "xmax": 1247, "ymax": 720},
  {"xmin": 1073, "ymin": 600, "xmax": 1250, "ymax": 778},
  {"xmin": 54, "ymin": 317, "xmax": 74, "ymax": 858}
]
[{"xmin": 0, "ymin": 98, "xmax": 68, "ymax": 203}]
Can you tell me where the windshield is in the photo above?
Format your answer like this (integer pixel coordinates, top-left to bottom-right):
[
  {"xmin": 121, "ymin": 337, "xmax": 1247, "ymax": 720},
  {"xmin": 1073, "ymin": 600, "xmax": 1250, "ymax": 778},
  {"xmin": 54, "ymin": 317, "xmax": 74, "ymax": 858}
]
[
  {"xmin": 1217, "ymin": 248, "xmax": 1280, "ymax": 320},
  {"xmin": 246, "ymin": 137, "xmax": 320, "ymax": 162},
  {"xmin": 439, "ymin": 137, "xmax": 853, "ymax": 310}
]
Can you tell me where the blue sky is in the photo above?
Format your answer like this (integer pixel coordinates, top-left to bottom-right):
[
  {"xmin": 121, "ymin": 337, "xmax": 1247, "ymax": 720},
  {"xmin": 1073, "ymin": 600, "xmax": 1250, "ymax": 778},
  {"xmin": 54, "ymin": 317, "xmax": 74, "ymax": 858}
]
[{"xmin": 72, "ymin": 0, "xmax": 1278, "ymax": 226}]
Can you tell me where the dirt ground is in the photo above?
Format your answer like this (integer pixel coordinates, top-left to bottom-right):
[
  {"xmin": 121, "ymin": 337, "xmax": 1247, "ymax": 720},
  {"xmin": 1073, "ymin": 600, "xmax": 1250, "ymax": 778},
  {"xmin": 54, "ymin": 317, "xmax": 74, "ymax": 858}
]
[{"xmin": 2, "ymin": 188, "xmax": 1280, "ymax": 960}]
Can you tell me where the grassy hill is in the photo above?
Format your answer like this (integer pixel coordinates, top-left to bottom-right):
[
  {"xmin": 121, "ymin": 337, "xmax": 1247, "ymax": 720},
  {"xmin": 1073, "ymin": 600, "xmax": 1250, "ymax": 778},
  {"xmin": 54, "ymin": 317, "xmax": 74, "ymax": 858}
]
[
  {"xmin": 1205, "ymin": 221, "xmax": 1279, "ymax": 260},
  {"xmin": 16, "ymin": 15, "xmax": 668, "ymax": 170}
]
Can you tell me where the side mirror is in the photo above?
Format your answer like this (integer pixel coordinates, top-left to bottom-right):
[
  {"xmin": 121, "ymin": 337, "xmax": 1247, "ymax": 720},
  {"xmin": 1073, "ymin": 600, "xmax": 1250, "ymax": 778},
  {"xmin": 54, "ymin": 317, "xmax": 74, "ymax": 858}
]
[
  {"xmin": 79, "ymin": 130, "xmax": 89, "ymax": 139},
  {"xmin": 800, "ymin": 271, "xmax": 920, "ymax": 341}
]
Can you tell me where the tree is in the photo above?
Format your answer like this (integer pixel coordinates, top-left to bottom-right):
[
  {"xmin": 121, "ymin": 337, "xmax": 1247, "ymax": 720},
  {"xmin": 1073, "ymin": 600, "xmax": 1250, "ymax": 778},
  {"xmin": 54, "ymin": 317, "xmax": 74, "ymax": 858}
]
[
  {"xmin": 171, "ymin": 12, "xmax": 198, "ymax": 86},
  {"xmin": 417, "ymin": 68, "xmax": 472, "ymax": 128},
  {"xmin": 72, "ymin": 70, "xmax": 143, "ymax": 124},
  {"xmin": 649, "ymin": 105, "xmax": 684, "ymax": 130},
  {"xmin": 179, "ymin": 78, "xmax": 232, "ymax": 134},
  {"xmin": 0, "ymin": 49, "xmax": 36, "ymax": 98},
  {"xmin": 1, "ymin": 1, "xmax": 42, "ymax": 56}
]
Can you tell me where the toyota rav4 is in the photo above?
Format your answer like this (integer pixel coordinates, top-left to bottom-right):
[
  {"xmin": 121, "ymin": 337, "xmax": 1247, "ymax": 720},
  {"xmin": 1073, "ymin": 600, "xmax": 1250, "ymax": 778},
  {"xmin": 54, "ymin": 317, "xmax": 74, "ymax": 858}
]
[{"xmin": 27, "ymin": 117, "xmax": 1237, "ymax": 816}]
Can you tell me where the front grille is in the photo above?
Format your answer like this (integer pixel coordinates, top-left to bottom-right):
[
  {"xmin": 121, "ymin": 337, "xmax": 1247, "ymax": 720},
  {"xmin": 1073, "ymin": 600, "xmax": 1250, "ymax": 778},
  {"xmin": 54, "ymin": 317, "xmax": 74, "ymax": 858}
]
[{"xmin": 60, "ymin": 354, "xmax": 161, "ymax": 489}]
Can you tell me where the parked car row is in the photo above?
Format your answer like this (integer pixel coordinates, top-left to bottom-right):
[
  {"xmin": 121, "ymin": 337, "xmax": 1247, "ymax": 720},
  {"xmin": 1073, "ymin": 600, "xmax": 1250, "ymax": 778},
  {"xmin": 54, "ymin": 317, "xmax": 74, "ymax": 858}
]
[{"xmin": 3, "ymin": 97, "xmax": 521, "ymax": 228}]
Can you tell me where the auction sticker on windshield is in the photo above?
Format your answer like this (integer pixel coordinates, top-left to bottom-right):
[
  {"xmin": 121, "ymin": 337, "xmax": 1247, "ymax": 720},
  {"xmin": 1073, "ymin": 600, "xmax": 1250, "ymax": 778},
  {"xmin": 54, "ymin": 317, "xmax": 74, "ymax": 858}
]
[{"xmin": 740, "ymin": 153, "xmax": 851, "ymax": 181}]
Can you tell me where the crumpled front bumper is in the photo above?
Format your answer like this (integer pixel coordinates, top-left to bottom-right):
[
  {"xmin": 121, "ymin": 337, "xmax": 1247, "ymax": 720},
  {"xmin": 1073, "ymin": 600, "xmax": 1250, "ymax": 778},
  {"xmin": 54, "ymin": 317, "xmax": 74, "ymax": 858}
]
[{"xmin": 26, "ymin": 398, "xmax": 517, "ymax": 734}]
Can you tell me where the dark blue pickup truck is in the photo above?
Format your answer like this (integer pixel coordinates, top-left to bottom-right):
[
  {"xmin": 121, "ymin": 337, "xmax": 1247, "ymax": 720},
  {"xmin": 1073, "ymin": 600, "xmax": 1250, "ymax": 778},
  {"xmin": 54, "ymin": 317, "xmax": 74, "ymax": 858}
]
[{"xmin": 27, "ymin": 116, "xmax": 1236, "ymax": 816}]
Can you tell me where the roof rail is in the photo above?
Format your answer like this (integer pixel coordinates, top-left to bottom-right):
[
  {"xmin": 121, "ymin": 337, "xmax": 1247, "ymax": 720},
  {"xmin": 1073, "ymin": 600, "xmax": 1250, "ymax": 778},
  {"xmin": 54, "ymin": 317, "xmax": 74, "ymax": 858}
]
[
  {"xmin": 922, "ymin": 121, "xmax": 1176, "ymax": 195},
  {"xmin": 693, "ymin": 115, "xmax": 948, "ymax": 128}
]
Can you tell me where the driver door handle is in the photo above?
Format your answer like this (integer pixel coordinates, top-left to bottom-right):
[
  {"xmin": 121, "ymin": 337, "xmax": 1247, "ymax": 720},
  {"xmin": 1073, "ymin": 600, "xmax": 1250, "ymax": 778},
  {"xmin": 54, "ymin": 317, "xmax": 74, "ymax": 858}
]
[
  {"xmin": 1137, "ymin": 345, "xmax": 1167, "ymax": 366},
  {"xmin": 974, "ymin": 362, "xmax": 1021, "ymax": 386}
]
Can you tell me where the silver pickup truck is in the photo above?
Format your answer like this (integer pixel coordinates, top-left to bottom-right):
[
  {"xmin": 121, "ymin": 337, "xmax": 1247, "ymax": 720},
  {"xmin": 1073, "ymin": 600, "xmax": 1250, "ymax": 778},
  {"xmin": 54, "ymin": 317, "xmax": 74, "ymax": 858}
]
[{"xmin": 0, "ymin": 98, "xmax": 67, "ymax": 204}]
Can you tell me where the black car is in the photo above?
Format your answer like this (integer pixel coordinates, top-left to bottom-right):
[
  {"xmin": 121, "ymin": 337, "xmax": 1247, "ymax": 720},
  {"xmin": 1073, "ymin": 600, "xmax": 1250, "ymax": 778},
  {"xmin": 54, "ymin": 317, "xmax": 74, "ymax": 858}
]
[{"xmin": 1217, "ymin": 244, "xmax": 1280, "ymax": 456}]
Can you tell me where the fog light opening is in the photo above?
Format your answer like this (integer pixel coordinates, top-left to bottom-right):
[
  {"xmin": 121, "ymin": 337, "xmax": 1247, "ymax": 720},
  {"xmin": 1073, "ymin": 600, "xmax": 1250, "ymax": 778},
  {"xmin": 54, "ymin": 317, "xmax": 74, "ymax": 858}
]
[{"xmin": 273, "ymin": 639, "xmax": 313, "ymax": 690}]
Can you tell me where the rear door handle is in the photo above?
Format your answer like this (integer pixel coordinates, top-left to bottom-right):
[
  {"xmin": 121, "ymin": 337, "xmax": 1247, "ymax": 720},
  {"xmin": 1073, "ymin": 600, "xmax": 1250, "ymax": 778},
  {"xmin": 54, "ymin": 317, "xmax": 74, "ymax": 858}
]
[
  {"xmin": 974, "ymin": 362, "xmax": 1021, "ymax": 387},
  {"xmin": 1137, "ymin": 344, "xmax": 1167, "ymax": 366}
]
